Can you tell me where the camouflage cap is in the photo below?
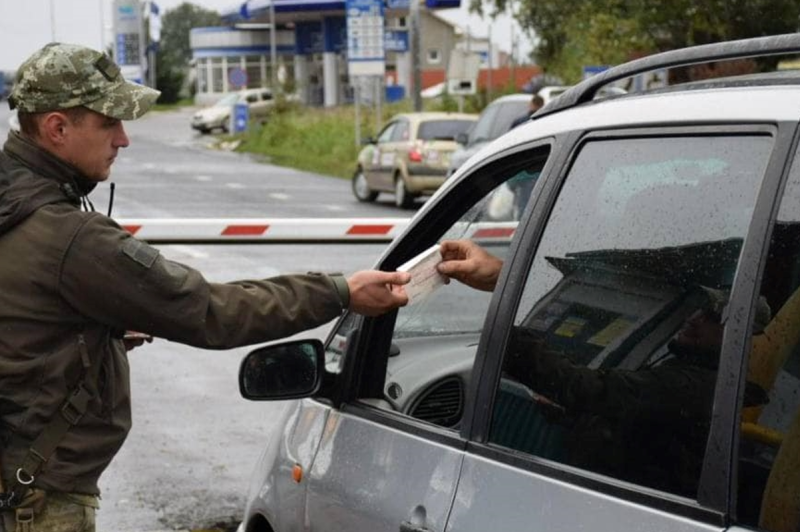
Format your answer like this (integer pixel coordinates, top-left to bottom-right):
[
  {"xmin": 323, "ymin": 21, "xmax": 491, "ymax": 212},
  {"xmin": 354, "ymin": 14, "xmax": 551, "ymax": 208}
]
[
  {"xmin": 700, "ymin": 286, "xmax": 772, "ymax": 334},
  {"xmin": 8, "ymin": 42, "xmax": 160, "ymax": 120}
]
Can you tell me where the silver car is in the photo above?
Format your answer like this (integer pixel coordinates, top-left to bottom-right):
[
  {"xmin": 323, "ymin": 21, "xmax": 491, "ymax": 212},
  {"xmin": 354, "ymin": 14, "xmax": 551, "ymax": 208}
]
[{"xmin": 237, "ymin": 34, "xmax": 800, "ymax": 532}]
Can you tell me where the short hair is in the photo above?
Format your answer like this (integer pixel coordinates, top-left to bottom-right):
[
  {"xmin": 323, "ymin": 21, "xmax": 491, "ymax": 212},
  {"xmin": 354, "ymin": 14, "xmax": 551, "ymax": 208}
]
[
  {"xmin": 18, "ymin": 106, "xmax": 91, "ymax": 139},
  {"xmin": 531, "ymin": 95, "xmax": 545, "ymax": 108}
]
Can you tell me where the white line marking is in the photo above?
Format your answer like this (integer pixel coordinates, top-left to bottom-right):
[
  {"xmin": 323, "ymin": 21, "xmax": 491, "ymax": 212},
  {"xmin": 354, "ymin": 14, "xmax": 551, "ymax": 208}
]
[
  {"xmin": 196, "ymin": 175, "xmax": 212, "ymax": 182},
  {"xmin": 269, "ymin": 193, "xmax": 290, "ymax": 200},
  {"xmin": 226, "ymin": 183, "xmax": 245, "ymax": 189}
]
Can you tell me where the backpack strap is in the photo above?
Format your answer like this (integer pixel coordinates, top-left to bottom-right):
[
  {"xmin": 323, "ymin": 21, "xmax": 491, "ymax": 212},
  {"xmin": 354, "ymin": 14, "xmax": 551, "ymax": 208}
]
[{"xmin": 1, "ymin": 334, "xmax": 102, "ymax": 508}]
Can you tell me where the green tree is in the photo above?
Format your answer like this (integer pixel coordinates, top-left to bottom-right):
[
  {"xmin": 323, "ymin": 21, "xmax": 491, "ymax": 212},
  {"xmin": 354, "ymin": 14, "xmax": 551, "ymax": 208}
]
[
  {"xmin": 474, "ymin": 0, "xmax": 800, "ymax": 83},
  {"xmin": 152, "ymin": 2, "xmax": 220, "ymax": 103}
]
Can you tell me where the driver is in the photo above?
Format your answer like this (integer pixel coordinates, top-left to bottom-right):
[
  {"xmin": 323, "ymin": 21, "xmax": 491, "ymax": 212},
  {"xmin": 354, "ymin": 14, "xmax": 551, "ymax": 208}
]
[{"xmin": 437, "ymin": 239, "xmax": 771, "ymax": 496}]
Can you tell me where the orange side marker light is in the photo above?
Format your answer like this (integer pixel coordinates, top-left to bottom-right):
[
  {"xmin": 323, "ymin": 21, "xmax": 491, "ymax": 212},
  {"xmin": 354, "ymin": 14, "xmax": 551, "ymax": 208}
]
[{"xmin": 292, "ymin": 464, "xmax": 303, "ymax": 483}]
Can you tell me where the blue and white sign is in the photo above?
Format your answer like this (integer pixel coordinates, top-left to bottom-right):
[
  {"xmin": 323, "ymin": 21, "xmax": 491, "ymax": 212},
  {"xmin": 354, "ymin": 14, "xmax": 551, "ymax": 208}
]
[
  {"xmin": 231, "ymin": 103, "xmax": 249, "ymax": 133},
  {"xmin": 384, "ymin": 29, "xmax": 408, "ymax": 52},
  {"xmin": 346, "ymin": 0, "xmax": 385, "ymax": 77},
  {"xmin": 112, "ymin": 0, "xmax": 145, "ymax": 83}
]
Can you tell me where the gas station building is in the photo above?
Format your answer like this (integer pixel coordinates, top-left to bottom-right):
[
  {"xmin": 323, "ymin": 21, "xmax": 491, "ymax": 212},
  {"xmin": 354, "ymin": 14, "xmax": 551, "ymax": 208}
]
[{"xmin": 189, "ymin": 0, "xmax": 489, "ymax": 107}]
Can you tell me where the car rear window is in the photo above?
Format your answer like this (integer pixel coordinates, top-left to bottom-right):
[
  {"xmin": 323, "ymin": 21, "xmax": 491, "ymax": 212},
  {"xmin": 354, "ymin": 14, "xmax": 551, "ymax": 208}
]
[{"xmin": 418, "ymin": 120, "xmax": 475, "ymax": 141}]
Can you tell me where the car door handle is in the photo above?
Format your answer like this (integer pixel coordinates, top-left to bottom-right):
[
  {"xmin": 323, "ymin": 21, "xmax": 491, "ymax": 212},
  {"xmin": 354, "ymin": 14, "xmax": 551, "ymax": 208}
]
[{"xmin": 399, "ymin": 520, "xmax": 429, "ymax": 532}]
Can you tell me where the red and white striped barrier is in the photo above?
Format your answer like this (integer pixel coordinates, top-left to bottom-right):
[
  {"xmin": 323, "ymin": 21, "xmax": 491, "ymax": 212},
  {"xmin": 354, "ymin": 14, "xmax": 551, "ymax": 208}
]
[{"xmin": 117, "ymin": 218, "xmax": 519, "ymax": 244}]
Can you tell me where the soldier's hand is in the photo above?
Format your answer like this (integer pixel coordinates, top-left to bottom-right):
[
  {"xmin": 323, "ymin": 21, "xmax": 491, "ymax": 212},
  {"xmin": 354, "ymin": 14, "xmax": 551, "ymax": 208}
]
[
  {"xmin": 346, "ymin": 270, "xmax": 410, "ymax": 316},
  {"xmin": 437, "ymin": 239, "xmax": 503, "ymax": 292}
]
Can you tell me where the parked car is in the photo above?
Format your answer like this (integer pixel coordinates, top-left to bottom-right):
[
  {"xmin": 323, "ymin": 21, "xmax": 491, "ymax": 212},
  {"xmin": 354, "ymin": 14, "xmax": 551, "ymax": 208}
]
[
  {"xmin": 352, "ymin": 112, "xmax": 478, "ymax": 208},
  {"xmin": 446, "ymin": 94, "xmax": 531, "ymax": 179},
  {"xmin": 237, "ymin": 34, "xmax": 800, "ymax": 532},
  {"xmin": 448, "ymin": 86, "xmax": 628, "ymax": 179},
  {"xmin": 190, "ymin": 88, "xmax": 277, "ymax": 134}
]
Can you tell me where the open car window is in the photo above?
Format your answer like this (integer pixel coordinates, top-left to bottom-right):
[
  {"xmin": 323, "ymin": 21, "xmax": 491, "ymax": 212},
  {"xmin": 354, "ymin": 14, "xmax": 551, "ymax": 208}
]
[{"xmin": 326, "ymin": 145, "xmax": 551, "ymax": 430}]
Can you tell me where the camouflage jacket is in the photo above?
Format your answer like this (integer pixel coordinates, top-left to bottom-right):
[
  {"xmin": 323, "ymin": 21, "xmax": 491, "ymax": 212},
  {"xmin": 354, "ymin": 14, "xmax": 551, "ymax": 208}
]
[{"xmin": 0, "ymin": 132, "xmax": 348, "ymax": 495}]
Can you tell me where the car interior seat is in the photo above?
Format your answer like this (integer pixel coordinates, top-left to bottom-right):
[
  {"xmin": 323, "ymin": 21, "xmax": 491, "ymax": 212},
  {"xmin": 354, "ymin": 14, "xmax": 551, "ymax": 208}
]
[
  {"xmin": 739, "ymin": 283, "xmax": 800, "ymax": 532},
  {"xmin": 758, "ymin": 404, "xmax": 800, "ymax": 532}
]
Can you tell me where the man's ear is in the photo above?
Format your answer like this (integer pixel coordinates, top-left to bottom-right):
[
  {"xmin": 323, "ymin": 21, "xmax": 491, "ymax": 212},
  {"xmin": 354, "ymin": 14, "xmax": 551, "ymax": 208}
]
[{"xmin": 39, "ymin": 112, "xmax": 71, "ymax": 146}]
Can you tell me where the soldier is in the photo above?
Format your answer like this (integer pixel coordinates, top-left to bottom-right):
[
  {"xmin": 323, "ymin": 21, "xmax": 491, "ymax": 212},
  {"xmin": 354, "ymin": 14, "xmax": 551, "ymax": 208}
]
[{"xmin": 0, "ymin": 43, "xmax": 409, "ymax": 531}]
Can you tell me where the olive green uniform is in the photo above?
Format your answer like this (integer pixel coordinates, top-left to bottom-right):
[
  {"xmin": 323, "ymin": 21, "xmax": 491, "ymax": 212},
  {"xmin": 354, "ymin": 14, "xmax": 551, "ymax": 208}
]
[{"xmin": 0, "ymin": 131, "xmax": 348, "ymax": 525}]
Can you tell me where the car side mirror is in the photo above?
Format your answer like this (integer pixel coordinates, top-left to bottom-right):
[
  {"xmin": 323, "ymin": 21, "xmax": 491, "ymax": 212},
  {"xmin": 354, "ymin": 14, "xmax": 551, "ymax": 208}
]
[
  {"xmin": 362, "ymin": 136, "xmax": 377, "ymax": 145},
  {"xmin": 239, "ymin": 339, "xmax": 324, "ymax": 400},
  {"xmin": 455, "ymin": 132, "xmax": 469, "ymax": 145}
]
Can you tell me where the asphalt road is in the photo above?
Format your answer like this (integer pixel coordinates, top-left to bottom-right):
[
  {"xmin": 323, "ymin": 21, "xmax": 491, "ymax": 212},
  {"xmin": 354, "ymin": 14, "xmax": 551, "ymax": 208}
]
[{"xmin": 0, "ymin": 105, "xmax": 411, "ymax": 531}]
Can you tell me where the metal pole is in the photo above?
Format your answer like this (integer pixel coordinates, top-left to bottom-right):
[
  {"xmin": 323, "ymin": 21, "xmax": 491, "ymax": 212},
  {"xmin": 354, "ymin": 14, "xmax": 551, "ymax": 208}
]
[
  {"xmin": 49, "ymin": 0, "xmax": 56, "ymax": 40},
  {"xmin": 409, "ymin": 0, "xmax": 422, "ymax": 111},
  {"xmin": 270, "ymin": 0, "xmax": 278, "ymax": 90},
  {"xmin": 375, "ymin": 76, "xmax": 382, "ymax": 134},
  {"xmin": 487, "ymin": 23, "xmax": 492, "ymax": 102},
  {"xmin": 99, "ymin": 0, "xmax": 106, "ymax": 50},
  {"xmin": 354, "ymin": 79, "xmax": 361, "ymax": 147},
  {"xmin": 148, "ymin": 48, "xmax": 157, "ymax": 88}
]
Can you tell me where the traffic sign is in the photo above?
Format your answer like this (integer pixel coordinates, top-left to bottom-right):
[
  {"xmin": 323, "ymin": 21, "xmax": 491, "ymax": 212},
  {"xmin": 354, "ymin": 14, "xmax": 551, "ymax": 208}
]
[{"xmin": 229, "ymin": 68, "xmax": 248, "ymax": 89}]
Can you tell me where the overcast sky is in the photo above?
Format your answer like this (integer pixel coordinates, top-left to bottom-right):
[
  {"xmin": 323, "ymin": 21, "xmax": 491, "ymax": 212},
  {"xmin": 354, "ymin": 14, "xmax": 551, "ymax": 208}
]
[{"xmin": 0, "ymin": 0, "xmax": 533, "ymax": 72}]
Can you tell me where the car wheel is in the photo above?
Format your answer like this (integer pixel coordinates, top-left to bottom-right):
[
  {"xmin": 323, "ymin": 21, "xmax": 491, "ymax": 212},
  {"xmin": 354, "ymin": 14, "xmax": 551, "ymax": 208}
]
[
  {"xmin": 352, "ymin": 168, "xmax": 378, "ymax": 202},
  {"xmin": 394, "ymin": 175, "xmax": 416, "ymax": 209}
]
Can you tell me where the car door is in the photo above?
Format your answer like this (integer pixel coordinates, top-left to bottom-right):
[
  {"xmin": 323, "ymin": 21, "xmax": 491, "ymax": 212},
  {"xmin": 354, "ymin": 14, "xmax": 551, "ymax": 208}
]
[
  {"xmin": 303, "ymin": 142, "xmax": 555, "ymax": 532},
  {"xmin": 378, "ymin": 118, "xmax": 410, "ymax": 190},
  {"xmin": 446, "ymin": 125, "xmax": 792, "ymax": 532},
  {"xmin": 366, "ymin": 121, "xmax": 398, "ymax": 190},
  {"xmin": 729, "ymin": 135, "xmax": 800, "ymax": 532},
  {"xmin": 250, "ymin": 89, "xmax": 273, "ymax": 119}
]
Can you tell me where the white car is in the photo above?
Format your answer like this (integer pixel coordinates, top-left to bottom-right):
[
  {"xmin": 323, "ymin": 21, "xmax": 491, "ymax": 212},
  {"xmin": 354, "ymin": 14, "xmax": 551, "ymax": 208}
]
[
  {"xmin": 236, "ymin": 34, "xmax": 800, "ymax": 532},
  {"xmin": 191, "ymin": 88, "xmax": 277, "ymax": 134}
]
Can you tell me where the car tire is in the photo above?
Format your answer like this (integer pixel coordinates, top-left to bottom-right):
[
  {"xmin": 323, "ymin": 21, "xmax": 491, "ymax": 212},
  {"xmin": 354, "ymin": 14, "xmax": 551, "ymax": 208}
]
[
  {"xmin": 352, "ymin": 168, "xmax": 378, "ymax": 202},
  {"xmin": 394, "ymin": 175, "xmax": 416, "ymax": 209}
]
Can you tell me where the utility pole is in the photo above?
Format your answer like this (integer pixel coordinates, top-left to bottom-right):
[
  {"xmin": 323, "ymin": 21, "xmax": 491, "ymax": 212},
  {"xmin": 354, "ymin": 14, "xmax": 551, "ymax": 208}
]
[
  {"xmin": 487, "ymin": 23, "xmax": 492, "ymax": 102},
  {"xmin": 270, "ymin": 0, "xmax": 278, "ymax": 90},
  {"xmin": 409, "ymin": 0, "xmax": 422, "ymax": 111},
  {"xmin": 49, "ymin": 0, "xmax": 56, "ymax": 41}
]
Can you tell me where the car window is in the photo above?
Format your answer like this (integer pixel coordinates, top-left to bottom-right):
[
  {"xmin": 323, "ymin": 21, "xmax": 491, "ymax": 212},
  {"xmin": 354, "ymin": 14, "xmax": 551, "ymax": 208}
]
[
  {"xmin": 246, "ymin": 94, "xmax": 258, "ymax": 103},
  {"xmin": 326, "ymin": 146, "xmax": 552, "ymax": 428},
  {"xmin": 377, "ymin": 122, "xmax": 397, "ymax": 143},
  {"xmin": 736, "ymin": 146, "xmax": 800, "ymax": 532},
  {"xmin": 261, "ymin": 90, "xmax": 272, "ymax": 100},
  {"xmin": 417, "ymin": 119, "xmax": 475, "ymax": 141},
  {"xmin": 468, "ymin": 102, "xmax": 502, "ymax": 144},
  {"xmin": 488, "ymin": 134, "xmax": 773, "ymax": 499},
  {"xmin": 215, "ymin": 93, "xmax": 239, "ymax": 107},
  {"xmin": 391, "ymin": 120, "xmax": 410, "ymax": 142},
  {"xmin": 489, "ymin": 101, "xmax": 532, "ymax": 139}
]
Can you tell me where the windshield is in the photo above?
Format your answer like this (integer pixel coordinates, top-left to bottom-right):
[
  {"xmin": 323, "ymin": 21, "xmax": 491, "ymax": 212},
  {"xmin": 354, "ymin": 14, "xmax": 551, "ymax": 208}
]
[
  {"xmin": 469, "ymin": 99, "xmax": 530, "ymax": 144},
  {"xmin": 418, "ymin": 119, "xmax": 475, "ymax": 141}
]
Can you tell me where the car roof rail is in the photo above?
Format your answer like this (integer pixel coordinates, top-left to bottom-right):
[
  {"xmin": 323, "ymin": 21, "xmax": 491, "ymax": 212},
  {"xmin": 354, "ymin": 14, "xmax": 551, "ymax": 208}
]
[{"xmin": 536, "ymin": 32, "xmax": 800, "ymax": 119}]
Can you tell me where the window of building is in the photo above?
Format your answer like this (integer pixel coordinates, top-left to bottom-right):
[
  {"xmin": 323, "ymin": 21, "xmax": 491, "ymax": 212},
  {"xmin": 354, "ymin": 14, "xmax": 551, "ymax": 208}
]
[{"xmin": 427, "ymin": 49, "xmax": 441, "ymax": 64}]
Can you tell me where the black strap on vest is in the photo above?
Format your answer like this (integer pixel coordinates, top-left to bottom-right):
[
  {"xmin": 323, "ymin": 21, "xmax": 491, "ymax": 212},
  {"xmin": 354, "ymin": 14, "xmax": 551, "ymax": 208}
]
[{"xmin": 0, "ymin": 335, "xmax": 101, "ymax": 509}]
